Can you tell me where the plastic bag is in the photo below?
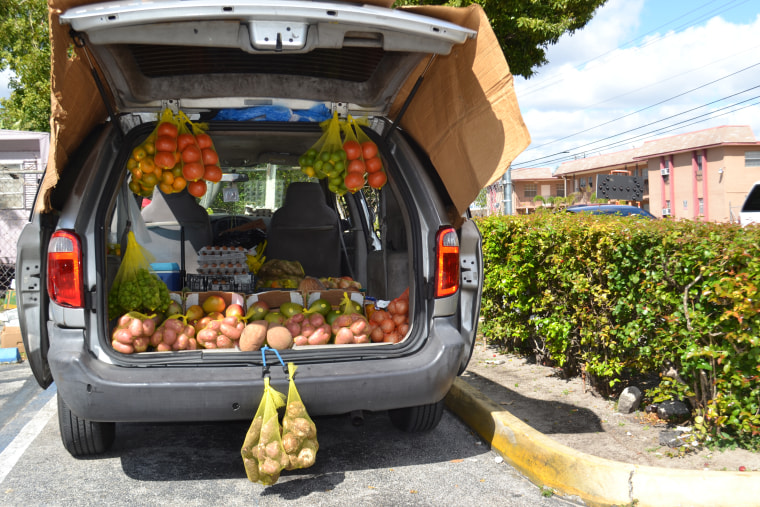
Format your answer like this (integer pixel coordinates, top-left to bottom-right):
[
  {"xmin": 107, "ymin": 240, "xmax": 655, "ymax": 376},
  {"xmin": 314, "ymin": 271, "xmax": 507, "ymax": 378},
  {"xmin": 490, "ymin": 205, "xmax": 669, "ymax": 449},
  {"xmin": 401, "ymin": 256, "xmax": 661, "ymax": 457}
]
[
  {"xmin": 108, "ymin": 231, "xmax": 171, "ymax": 317},
  {"xmin": 352, "ymin": 116, "xmax": 387, "ymax": 190},
  {"xmin": 187, "ymin": 118, "xmax": 222, "ymax": 185},
  {"xmin": 176, "ymin": 111, "xmax": 207, "ymax": 198},
  {"xmin": 127, "ymin": 108, "xmax": 180, "ymax": 198},
  {"xmin": 341, "ymin": 115, "xmax": 366, "ymax": 194},
  {"xmin": 319, "ymin": 112, "xmax": 349, "ymax": 195},
  {"xmin": 241, "ymin": 376, "xmax": 289, "ymax": 485},
  {"xmin": 298, "ymin": 127, "xmax": 329, "ymax": 179},
  {"xmin": 282, "ymin": 363, "xmax": 319, "ymax": 470}
]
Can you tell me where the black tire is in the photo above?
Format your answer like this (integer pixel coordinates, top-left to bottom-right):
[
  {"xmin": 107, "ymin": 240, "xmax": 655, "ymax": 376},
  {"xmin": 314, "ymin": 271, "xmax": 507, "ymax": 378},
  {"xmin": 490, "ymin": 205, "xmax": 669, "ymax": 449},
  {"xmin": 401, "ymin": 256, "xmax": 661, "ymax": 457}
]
[
  {"xmin": 388, "ymin": 399, "xmax": 445, "ymax": 432},
  {"xmin": 57, "ymin": 392, "xmax": 115, "ymax": 457}
]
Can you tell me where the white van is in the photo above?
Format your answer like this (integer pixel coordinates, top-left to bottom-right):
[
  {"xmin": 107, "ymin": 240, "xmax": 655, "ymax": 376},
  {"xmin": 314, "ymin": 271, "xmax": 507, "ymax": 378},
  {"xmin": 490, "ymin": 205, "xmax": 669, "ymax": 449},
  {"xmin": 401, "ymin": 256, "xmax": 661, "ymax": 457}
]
[{"xmin": 740, "ymin": 181, "xmax": 760, "ymax": 226}]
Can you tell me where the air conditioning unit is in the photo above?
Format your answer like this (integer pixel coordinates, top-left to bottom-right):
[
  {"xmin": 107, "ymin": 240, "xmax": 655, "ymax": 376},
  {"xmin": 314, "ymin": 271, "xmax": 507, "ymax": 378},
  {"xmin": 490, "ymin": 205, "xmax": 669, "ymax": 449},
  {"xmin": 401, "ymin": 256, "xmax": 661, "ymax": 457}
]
[
  {"xmin": 660, "ymin": 167, "xmax": 670, "ymax": 176},
  {"xmin": 662, "ymin": 208, "xmax": 671, "ymax": 216}
]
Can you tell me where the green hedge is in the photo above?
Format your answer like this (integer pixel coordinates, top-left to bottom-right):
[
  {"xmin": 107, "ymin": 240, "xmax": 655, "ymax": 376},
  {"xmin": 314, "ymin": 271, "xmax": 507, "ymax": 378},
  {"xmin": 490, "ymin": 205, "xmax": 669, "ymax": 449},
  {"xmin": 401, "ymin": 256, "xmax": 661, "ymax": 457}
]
[{"xmin": 477, "ymin": 213, "xmax": 760, "ymax": 450}]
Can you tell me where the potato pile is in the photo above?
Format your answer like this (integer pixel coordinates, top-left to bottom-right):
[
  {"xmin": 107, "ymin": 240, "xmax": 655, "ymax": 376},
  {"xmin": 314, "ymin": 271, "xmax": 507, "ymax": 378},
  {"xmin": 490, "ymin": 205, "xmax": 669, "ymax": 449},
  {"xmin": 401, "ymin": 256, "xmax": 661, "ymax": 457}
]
[{"xmin": 110, "ymin": 312, "xmax": 159, "ymax": 354}]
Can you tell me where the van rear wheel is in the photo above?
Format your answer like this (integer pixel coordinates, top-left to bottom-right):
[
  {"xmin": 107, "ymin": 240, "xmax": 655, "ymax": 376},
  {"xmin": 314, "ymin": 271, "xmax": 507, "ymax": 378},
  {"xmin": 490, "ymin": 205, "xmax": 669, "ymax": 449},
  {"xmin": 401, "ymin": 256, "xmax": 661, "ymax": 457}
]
[
  {"xmin": 57, "ymin": 393, "xmax": 115, "ymax": 457},
  {"xmin": 388, "ymin": 399, "xmax": 445, "ymax": 432}
]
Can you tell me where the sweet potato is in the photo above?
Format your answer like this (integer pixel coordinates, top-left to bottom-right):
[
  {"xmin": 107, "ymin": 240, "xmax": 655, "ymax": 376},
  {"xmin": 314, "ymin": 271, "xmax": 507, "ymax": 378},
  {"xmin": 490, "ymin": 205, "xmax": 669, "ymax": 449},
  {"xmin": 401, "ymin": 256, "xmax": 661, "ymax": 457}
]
[{"xmin": 240, "ymin": 320, "xmax": 267, "ymax": 351}]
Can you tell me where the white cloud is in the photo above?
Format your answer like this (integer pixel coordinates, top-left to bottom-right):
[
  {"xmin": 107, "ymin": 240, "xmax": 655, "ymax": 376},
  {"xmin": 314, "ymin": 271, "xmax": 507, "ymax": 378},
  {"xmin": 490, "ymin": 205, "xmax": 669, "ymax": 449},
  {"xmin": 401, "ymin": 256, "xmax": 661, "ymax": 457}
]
[{"xmin": 512, "ymin": 0, "xmax": 760, "ymax": 168}]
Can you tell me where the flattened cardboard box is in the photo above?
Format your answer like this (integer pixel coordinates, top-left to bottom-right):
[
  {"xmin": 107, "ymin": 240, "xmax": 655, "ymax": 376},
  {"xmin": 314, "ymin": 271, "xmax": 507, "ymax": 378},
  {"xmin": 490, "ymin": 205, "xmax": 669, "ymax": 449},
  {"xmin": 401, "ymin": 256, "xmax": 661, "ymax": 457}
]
[{"xmin": 1, "ymin": 326, "xmax": 25, "ymax": 354}]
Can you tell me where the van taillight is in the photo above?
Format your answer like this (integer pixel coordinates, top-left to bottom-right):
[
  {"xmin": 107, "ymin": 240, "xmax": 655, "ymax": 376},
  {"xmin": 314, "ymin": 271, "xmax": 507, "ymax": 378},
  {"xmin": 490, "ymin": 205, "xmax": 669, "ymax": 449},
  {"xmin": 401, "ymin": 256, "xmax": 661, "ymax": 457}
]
[
  {"xmin": 47, "ymin": 230, "xmax": 85, "ymax": 308},
  {"xmin": 435, "ymin": 227, "xmax": 459, "ymax": 298}
]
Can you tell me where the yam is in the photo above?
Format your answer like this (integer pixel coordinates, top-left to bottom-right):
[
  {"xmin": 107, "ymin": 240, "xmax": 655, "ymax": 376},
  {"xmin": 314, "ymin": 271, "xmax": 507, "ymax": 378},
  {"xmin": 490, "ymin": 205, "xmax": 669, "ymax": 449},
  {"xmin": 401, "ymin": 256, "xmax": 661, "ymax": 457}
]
[
  {"xmin": 266, "ymin": 325, "xmax": 293, "ymax": 350},
  {"xmin": 240, "ymin": 320, "xmax": 267, "ymax": 351}
]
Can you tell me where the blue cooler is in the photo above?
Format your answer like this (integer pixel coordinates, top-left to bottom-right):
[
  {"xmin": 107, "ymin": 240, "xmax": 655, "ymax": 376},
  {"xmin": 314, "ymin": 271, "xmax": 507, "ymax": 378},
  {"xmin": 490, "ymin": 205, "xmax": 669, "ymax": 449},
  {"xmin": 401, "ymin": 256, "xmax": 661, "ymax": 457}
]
[{"xmin": 151, "ymin": 263, "xmax": 181, "ymax": 291}]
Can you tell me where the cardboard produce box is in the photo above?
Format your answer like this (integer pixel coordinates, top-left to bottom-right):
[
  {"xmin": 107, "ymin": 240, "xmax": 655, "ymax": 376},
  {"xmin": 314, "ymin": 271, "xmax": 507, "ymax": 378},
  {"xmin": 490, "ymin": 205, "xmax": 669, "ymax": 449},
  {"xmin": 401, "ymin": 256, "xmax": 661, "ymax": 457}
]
[
  {"xmin": 185, "ymin": 291, "xmax": 245, "ymax": 311},
  {"xmin": 246, "ymin": 290, "xmax": 304, "ymax": 311},
  {"xmin": 1, "ymin": 326, "xmax": 25, "ymax": 354}
]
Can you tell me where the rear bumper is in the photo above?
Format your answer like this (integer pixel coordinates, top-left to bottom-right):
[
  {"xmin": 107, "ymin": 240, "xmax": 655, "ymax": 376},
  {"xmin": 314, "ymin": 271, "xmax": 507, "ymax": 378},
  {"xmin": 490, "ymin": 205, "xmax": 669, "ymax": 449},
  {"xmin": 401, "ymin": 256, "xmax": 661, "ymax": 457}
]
[{"xmin": 48, "ymin": 321, "xmax": 464, "ymax": 423}]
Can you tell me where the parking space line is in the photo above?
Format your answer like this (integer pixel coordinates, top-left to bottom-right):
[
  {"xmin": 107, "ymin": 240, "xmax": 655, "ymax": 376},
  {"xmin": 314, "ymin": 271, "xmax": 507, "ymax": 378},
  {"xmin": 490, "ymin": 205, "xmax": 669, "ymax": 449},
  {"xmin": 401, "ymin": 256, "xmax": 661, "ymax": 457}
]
[{"xmin": 0, "ymin": 393, "xmax": 57, "ymax": 484}]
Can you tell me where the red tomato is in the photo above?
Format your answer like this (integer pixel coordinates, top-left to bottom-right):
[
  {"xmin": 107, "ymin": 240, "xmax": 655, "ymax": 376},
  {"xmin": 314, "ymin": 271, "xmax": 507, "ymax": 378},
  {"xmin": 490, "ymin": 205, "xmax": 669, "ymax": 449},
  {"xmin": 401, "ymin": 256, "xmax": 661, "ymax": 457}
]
[
  {"xmin": 201, "ymin": 148, "xmax": 219, "ymax": 166},
  {"xmin": 157, "ymin": 122, "xmax": 178, "ymax": 138},
  {"xmin": 195, "ymin": 133, "xmax": 213, "ymax": 149},
  {"xmin": 153, "ymin": 151, "xmax": 176, "ymax": 169},
  {"xmin": 365, "ymin": 156, "xmax": 382, "ymax": 173},
  {"xmin": 182, "ymin": 162, "xmax": 205, "ymax": 182},
  {"xmin": 155, "ymin": 135, "xmax": 177, "ymax": 153},
  {"xmin": 361, "ymin": 141, "xmax": 378, "ymax": 160},
  {"xmin": 368, "ymin": 170, "xmax": 387, "ymax": 189},
  {"xmin": 344, "ymin": 172, "xmax": 365, "ymax": 193},
  {"xmin": 343, "ymin": 140, "xmax": 362, "ymax": 160},
  {"xmin": 181, "ymin": 145, "xmax": 202, "ymax": 163},
  {"xmin": 176, "ymin": 133, "xmax": 196, "ymax": 152},
  {"xmin": 187, "ymin": 179, "xmax": 207, "ymax": 198},
  {"xmin": 347, "ymin": 159, "xmax": 366, "ymax": 174},
  {"xmin": 203, "ymin": 165, "xmax": 222, "ymax": 183}
]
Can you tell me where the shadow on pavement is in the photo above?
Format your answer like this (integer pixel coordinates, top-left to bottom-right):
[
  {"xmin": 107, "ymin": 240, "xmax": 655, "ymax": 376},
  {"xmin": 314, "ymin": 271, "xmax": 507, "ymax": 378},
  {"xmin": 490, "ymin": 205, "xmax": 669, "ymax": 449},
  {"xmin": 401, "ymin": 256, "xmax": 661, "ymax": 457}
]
[{"xmin": 458, "ymin": 370, "xmax": 604, "ymax": 435}]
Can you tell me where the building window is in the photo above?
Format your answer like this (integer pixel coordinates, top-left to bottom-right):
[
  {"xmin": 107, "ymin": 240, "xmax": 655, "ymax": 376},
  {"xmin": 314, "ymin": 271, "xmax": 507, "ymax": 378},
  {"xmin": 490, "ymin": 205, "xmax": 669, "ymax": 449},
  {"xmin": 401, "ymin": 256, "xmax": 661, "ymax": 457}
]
[
  {"xmin": 698, "ymin": 198, "xmax": 704, "ymax": 215},
  {"xmin": 746, "ymin": 151, "xmax": 760, "ymax": 167},
  {"xmin": 696, "ymin": 153, "xmax": 703, "ymax": 180},
  {"xmin": 555, "ymin": 183, "xmax": 565, "ymax": 197},
  {"xmin": 523, "ymin": 183, "xmax": 537, "ymax": 199},
  {"xmin": 0, "ymin": 171, "xmax": 24, "ymax": 209},
  {"xmin": 579, "ymin": 177, "xmax": 586, "ymax": 189}
]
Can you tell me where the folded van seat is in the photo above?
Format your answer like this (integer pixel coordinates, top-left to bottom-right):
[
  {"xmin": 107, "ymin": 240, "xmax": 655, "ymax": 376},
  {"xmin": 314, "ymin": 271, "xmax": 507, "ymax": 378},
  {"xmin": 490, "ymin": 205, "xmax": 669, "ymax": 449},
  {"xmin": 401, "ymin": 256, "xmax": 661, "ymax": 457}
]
[
  {"xmin": 266, "ymin": 182, "xmax": 341, "ymax": 278},
  {"xmin": 141, "ymin": 188, "xmax": 213, "ymax": 273}
]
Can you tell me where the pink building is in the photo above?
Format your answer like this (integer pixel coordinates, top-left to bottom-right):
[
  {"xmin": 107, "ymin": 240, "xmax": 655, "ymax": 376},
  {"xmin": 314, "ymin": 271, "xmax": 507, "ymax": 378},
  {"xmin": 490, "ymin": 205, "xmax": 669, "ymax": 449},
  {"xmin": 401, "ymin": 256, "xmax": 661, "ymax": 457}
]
[
  {"xmin": 635, "ymin": 125, "xmax": 760, "ymax": 221},
  {"xmin": 510, "ymin": 167, "xmax": 563, "ymax": 215},
  {"xmin": 543, "ymin": 125, "xmax": 760, "ymax": 221}
]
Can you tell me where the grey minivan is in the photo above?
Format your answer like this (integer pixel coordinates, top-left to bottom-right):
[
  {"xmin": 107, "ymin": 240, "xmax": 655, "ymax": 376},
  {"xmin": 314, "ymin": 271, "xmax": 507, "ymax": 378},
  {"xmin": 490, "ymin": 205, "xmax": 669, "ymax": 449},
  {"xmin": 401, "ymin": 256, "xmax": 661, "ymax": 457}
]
[{"xmin": 17, "ymin": 0, "xmax": 526, "ymax": 456}]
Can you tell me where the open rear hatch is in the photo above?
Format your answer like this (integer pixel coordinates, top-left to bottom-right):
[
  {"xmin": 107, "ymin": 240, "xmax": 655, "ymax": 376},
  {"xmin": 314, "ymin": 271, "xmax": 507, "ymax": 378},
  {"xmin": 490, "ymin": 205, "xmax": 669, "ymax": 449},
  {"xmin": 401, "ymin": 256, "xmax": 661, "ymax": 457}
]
[
  {"xmin": 47, "ymin": 0, "xmax": 530, "ymax": 215},
  {"xmin": 59, "ymin": 0, "xmax": 475, "ymax": 115}
]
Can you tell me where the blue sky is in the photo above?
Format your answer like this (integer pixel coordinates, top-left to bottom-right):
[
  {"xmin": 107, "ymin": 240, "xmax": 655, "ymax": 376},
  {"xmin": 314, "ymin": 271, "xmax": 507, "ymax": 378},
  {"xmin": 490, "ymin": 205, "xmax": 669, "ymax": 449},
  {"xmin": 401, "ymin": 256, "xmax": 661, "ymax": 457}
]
[
  {"xmin": 511, "ymin": 0, "xmax": 760, "ymax": 168},
  {"xmin": 3, "ymin": 0, "xmax": 759, "ymax": 156}
]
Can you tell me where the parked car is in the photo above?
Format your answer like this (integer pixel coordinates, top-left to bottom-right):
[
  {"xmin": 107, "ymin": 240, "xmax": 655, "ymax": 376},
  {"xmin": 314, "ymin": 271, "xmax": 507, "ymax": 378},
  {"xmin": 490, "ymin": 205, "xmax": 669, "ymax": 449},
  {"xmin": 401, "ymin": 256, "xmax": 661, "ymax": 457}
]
[
  {"xmin": 740, "ymin": 181, "xmax": 760, "ymax": 227},
  {"xmin": 564, "ymin": 204, "xmax": 656, "ymax": 219},
  {"xmin": 15, "ymin": 0, "xmax": 526, "ymax": 457}
]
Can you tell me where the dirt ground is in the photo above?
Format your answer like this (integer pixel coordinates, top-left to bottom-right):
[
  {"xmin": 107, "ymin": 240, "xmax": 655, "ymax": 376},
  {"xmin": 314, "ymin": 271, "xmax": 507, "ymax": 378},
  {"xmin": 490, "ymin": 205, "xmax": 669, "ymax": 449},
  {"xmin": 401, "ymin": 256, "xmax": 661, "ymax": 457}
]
[{"xmin": 462, "ymin": 340, "xmax": 760, "ymax": 472}]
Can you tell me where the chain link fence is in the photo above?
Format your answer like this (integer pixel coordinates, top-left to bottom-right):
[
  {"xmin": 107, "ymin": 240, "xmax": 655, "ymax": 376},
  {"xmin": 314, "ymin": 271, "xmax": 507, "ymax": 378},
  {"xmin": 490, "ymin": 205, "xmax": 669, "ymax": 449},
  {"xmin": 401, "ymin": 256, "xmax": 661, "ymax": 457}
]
[{"xmin": 0, "ymin": 168, "xmax": 42, "ymax": 300}]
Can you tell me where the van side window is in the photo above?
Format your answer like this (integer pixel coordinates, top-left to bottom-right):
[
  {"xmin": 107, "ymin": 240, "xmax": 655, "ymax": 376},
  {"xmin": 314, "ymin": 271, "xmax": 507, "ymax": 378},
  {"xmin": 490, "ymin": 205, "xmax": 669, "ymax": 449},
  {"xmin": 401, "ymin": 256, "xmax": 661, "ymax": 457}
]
[{"xmin": 742, "ymin": 184, "xmax": 760, "ymax": 212}]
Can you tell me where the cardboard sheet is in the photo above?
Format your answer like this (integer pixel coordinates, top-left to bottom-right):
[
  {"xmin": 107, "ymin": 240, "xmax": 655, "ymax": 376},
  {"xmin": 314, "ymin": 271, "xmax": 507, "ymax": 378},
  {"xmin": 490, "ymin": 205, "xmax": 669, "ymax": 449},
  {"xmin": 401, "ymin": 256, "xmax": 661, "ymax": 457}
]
[
  {"xmin": 43, "ymin": 0, "xmax": 529, "ymax": 215},
  {"xmin": 395, "ymin": 5, "xmax": 530, "ymax": 214}
]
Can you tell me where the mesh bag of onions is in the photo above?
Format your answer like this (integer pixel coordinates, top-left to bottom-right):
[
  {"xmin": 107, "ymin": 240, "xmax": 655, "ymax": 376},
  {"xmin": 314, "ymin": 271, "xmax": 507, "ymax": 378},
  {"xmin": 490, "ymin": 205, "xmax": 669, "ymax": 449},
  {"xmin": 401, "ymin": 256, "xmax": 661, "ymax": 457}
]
[
  {"xmin": 281, "ymin": 363, "xmax": 319, "ymax": 470},
  {"xmin": 241, "ymin": 377, "xmax": 289, "ymax": 485}
]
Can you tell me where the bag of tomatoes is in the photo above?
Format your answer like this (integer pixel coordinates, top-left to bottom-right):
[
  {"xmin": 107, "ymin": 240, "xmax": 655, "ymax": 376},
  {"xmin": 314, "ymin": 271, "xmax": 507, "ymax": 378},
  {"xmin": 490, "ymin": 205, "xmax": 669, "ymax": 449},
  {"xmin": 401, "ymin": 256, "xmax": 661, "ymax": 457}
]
[
  {"xmin": 175, "ymin": 111, "xmax": 208, "ymax": 198},
  {"xmin": 341, "ymin": 116, "xmax": 366, "ymax": 194},
  {"xmin": 188, "ymin": 120, "xmax": 223, "ymax": 186},
  {"xmin": 352, "ymin": 116, "xmax": 387, "ymax": 190},
  {"xmin": 127, "ymin": 108, "xmax": 181, "ymax": 198}
]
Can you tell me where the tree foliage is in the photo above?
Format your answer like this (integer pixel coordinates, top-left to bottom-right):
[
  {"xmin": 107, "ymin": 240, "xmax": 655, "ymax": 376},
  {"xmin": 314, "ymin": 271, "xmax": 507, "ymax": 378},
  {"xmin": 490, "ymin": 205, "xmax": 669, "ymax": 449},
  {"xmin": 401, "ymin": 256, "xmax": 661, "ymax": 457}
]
[
  {"xmin": 0, "ymin": 0, "xmax": 607, "ymax": 132},
  {"xmin": 0, "ymin": 0, "xmax": 50, "ymax": 132},
  {"xmin": 396, "ymin": 0, "xmax": 608, "ymax": 78}
]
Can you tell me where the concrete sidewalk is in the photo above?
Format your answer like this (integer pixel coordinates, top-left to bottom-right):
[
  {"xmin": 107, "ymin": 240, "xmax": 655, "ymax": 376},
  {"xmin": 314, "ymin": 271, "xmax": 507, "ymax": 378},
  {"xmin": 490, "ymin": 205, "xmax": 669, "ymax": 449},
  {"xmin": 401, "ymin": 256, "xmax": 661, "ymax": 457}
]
[{"xmin": 445, "ymin": 378, "xmax": 760, "ymax": 507}]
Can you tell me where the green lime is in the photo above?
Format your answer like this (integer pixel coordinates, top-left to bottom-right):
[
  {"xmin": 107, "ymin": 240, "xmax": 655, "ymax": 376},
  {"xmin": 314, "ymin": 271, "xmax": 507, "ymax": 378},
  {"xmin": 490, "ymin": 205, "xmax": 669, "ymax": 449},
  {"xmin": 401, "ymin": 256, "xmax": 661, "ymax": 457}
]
[{"xmin": 326, "ymin": 309, "xmax": 341, "ymax": 325}]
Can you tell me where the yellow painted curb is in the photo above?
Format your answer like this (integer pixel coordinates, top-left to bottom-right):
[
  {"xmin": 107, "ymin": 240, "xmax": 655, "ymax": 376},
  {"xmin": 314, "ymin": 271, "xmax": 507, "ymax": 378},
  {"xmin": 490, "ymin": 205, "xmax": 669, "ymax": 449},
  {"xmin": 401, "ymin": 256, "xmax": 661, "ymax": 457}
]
[{"xmin": 445, "ymin": 378, "xmax": 760, "ymax": 507}]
